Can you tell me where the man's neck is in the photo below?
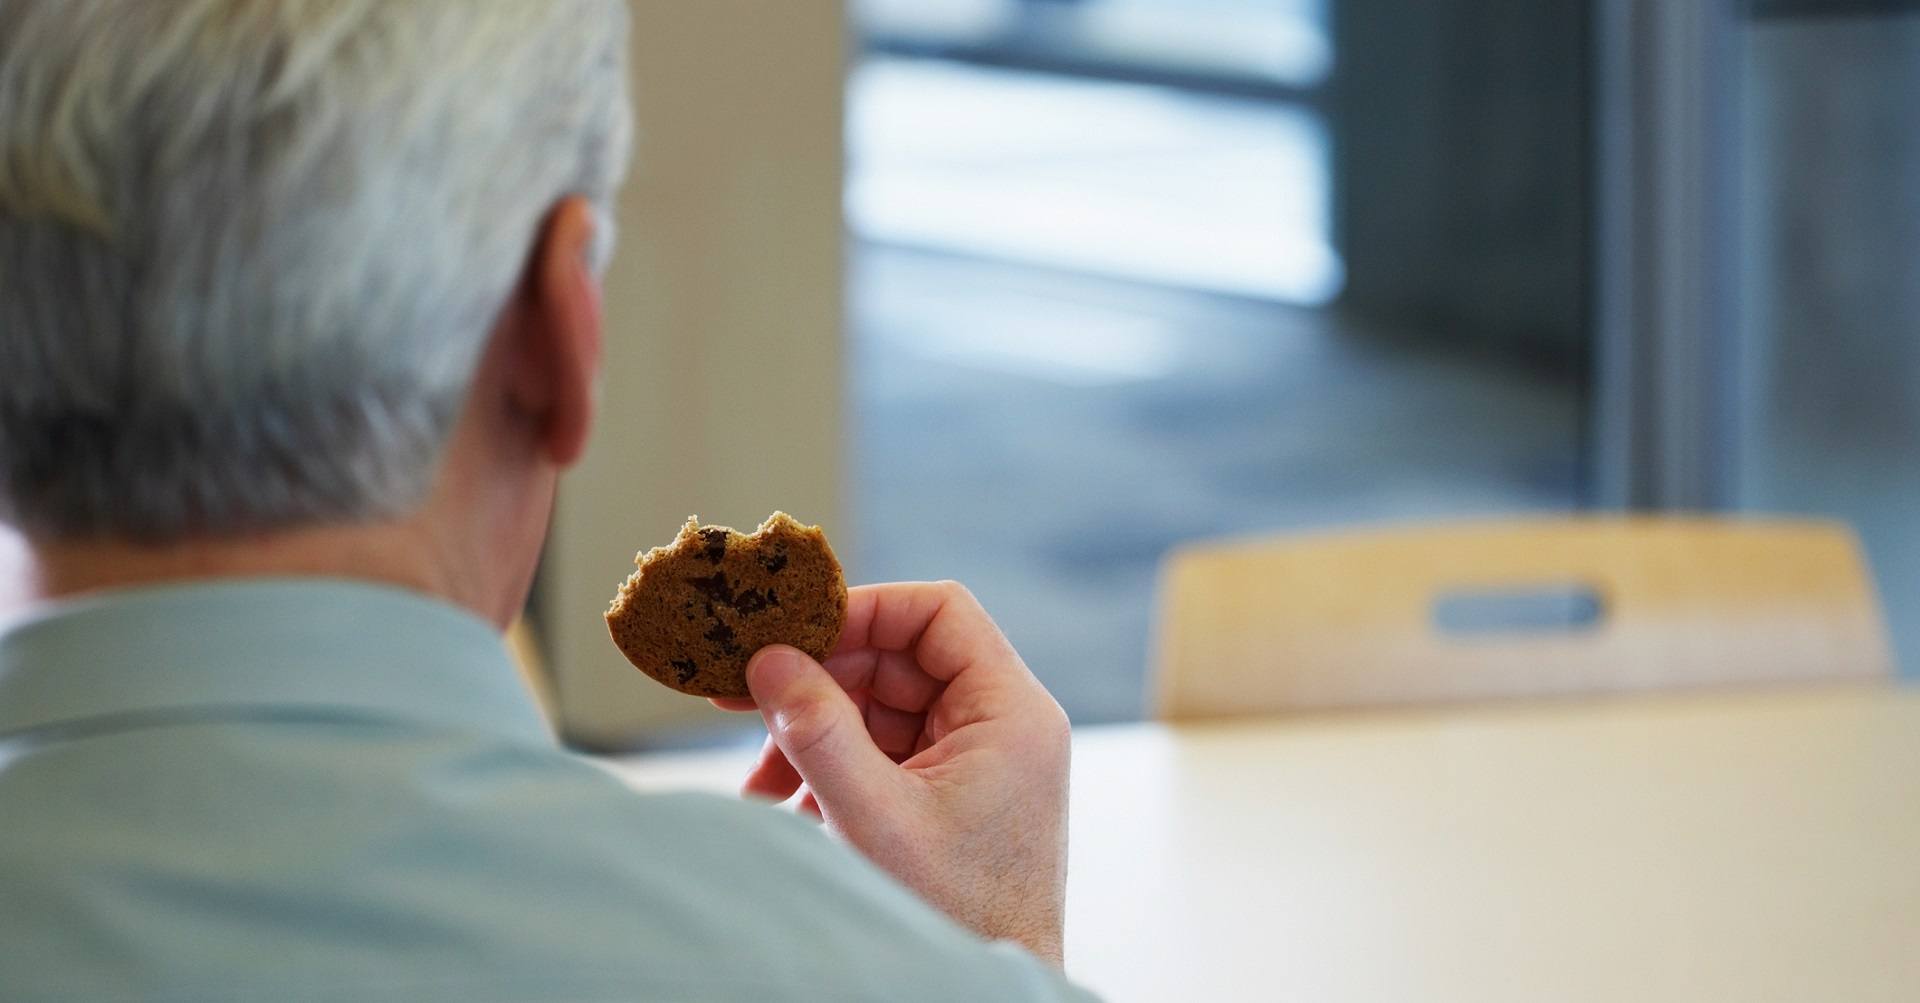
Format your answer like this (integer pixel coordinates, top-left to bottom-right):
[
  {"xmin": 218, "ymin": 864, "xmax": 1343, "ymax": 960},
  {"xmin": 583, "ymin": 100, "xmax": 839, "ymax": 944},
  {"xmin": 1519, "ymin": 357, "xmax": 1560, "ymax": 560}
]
[
  {"xmin": 3, "ymin": 398, "xmax": 552, "ymax": 632},
  {"xmin": 15, "ymin": 518, "xmax": 478, "ymax": 622}
]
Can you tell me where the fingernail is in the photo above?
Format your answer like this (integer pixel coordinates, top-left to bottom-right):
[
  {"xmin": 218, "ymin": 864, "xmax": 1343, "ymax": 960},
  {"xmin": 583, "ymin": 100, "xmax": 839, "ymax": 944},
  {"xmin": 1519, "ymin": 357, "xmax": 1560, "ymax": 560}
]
[{"xmin": 746, "ymin": 646, "xmax": 806, "ymax": 700}]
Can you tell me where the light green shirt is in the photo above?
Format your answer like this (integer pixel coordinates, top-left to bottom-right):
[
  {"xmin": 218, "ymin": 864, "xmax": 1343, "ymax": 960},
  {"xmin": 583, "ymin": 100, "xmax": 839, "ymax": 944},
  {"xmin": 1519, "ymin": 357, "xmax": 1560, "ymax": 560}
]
[{"xmin": 0, "ymin": 579, "xmax": 1094, "ymax": 1002}]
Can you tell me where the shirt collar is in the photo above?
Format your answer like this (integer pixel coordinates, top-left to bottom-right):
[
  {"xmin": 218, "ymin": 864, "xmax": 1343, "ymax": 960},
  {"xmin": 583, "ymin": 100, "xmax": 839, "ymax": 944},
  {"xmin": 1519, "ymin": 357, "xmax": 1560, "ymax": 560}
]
[{"xmin": 0, "ymin": 577, "xmax": 552, "ymax": 747}]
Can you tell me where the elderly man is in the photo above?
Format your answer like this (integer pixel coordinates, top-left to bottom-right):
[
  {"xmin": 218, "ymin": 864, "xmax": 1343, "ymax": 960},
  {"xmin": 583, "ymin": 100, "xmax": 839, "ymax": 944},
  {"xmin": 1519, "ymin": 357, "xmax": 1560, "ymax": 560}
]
[{"xmin": 0, "ymin": 2, "xmax": 1091, "ymax": 999}]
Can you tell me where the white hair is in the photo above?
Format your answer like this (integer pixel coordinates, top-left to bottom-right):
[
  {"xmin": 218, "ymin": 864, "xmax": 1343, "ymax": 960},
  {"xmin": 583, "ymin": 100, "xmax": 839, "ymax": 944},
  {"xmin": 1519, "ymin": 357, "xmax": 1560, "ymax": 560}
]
[{"xmin": 0, "ymin": 0, "xmax": 632, "ymax": 540}]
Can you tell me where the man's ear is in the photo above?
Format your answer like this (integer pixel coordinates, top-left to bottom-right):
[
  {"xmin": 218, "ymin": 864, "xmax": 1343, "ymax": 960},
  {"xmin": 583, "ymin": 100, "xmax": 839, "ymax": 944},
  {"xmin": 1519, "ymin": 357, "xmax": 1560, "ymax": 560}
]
[{"xmin": 521, "ymin": 196, "xmax": 604, "ymax": 468}]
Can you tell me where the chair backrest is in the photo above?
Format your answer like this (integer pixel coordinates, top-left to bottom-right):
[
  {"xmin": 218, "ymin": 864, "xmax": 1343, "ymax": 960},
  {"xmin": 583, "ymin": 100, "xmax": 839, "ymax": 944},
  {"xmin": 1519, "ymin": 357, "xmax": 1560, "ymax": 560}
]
[{"xmin": 1152, "ymin": 517, "xmax": 1895, "ymax": 720}]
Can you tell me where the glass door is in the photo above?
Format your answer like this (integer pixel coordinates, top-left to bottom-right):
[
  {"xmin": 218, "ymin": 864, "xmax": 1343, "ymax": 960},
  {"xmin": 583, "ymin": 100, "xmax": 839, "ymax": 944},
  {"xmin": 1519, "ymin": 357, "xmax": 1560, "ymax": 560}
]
[
  {"xmin": 1593, "ymin": 0, "xmax": 1920, "ymax": 675},
  {"xmin": 1732, "ymin": 3, "xmax": 1920, "ymax": 672}
]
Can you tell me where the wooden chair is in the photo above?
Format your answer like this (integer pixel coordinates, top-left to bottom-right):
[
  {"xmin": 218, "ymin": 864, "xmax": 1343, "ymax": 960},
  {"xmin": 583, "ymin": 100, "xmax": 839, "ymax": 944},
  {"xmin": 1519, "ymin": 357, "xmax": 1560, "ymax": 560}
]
[{"xmin": 1152, "ymin": 517, "xmax": 1895, "ymax": 720}]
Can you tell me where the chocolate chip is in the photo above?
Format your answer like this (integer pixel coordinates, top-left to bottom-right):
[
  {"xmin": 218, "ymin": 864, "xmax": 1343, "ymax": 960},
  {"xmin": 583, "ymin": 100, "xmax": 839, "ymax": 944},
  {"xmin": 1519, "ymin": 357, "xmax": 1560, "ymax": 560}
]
[
  {"xmin": 687, "ymin": 572, "xmax": 734, "ymax": 605},
  {"xmin": 759, "ymin": 549, "xmax": 788, "ymax": 574},
  {"xmin": 699, "ymin": 527, "xmax": 729, "ymax": 563},
  {"xmin": 690, "ymin": 572, "xmax": 776, "ymax": 616},
  {"xmin": 704, "ymin": 621, "xmax": 740, "ymax": 655},
  {"xmin": 670, "ymin": 658, "xmax": 699, "ymax": 685}
]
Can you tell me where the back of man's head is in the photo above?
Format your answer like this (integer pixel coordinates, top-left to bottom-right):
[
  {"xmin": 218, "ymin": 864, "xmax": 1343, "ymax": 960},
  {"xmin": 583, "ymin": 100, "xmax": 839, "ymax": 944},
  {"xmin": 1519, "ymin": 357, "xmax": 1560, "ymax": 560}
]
[{"xmin": 0, "ymin": 0, "xmax": 631, "ymax": 542}]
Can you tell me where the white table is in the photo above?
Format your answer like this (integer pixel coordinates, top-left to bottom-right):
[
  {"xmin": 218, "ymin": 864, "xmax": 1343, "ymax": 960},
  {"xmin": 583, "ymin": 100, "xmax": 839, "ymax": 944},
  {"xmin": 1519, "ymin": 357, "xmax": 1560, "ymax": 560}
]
[{"xmin": 602, "ymin": 686, "xmax": 1920, "ymax": 1002}]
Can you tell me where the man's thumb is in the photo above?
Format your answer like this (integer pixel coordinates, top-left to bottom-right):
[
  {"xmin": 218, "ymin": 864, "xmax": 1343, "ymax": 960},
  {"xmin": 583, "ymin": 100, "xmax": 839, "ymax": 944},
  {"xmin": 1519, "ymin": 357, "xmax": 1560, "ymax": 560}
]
[{"xmin": 747, "ymin": 645, "xmax": 896, "ymax": 808}]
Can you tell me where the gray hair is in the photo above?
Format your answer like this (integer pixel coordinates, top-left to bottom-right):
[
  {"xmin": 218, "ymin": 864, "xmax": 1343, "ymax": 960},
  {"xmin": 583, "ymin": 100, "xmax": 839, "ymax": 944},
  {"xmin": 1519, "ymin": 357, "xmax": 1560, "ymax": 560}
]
[{"xmin": 0, "ymin": 0, "xmax": 632, "ymax": 540}]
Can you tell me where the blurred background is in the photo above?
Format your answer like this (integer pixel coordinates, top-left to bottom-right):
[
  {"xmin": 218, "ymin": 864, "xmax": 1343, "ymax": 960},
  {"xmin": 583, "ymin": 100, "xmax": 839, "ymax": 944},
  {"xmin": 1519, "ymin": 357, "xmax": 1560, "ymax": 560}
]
[{"xmin": 538, "ymin": 0, "xmax": 1920, "ymax": 749}]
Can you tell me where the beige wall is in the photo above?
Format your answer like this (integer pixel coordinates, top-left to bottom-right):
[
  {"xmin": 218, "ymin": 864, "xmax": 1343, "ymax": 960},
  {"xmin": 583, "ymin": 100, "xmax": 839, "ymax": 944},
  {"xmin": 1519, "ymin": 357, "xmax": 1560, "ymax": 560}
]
[{"xmin": 542, "ymin": 1, "xmax": 846, "ymax": 749}]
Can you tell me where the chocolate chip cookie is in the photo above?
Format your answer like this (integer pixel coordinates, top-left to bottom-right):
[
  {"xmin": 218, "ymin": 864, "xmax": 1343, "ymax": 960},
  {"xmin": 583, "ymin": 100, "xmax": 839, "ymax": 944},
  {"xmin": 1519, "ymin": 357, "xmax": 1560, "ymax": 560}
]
[{"xmin": 605, "ymin": 512, "xmax": 848, "ymax": 698}]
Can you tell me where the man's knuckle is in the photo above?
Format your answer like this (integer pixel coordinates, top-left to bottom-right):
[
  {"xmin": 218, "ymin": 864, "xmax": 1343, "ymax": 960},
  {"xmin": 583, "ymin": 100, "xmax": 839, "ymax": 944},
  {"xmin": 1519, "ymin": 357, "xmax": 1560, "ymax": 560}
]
[
  {"xmin": 1044, "ymin": 704, "xmax": 1071, "ymax": 743},
  {"xmin": 937, "ymin": 580, "xmax": 1006, "ymax": 633},
  {"xmin": 1030, "ymin": 706, "xmax": 1071, "ymax": 751}
]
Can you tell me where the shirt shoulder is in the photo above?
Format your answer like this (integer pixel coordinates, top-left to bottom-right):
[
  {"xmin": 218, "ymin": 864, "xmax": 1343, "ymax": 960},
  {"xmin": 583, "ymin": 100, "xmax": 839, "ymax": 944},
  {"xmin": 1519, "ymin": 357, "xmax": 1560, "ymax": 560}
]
[
  {"xmin": 0, "ymin": 717, "xmax": 1094, "ymax": 1002},
  {"xmin": 451, "ymin": 748, "xmax": 1086, "ymax": 1002}
]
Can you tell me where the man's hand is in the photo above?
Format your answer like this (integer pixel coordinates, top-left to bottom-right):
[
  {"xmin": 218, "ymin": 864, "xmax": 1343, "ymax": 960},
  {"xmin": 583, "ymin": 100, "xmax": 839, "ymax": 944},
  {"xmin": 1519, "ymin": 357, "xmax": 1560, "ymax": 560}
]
[{"xmin": 710, "ymin": 581, "xmax": 1071, "ymax": 966}]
